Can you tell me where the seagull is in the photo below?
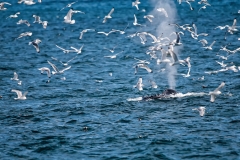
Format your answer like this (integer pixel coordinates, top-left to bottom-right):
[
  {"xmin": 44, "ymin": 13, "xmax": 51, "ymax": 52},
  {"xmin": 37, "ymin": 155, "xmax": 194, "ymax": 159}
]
[
  {"xmin": 136, "ymin": 32, "xmax": 148, "ymax": 44},
  {"xmin": 216, "ymin": 55, "xmax": 228, "ymax": 60},
  {"xmin": 70, "ymin": 45, "xmax": 84, "ymax": 54},
  {"xmin": 132, "ymin": 0, "xmax": 140, "ymax": 10},
  {"xmin": 209, "ymin": 82, "xmax": 225, "ymax": 102},
  {"xmin": 216, "ymin": 61, "xmax": 227, "ymax": 68},
  {"xmin": 17, "ymin": 19, "xmax": 30, "ymax": 27},
  {"xmin": 29, "ymin": 39, "xmax": 41, "ymax": 53},
  {"xmin": 202, "ymin": 40, "xmax": 216, "ymax": 50},
  {"xmin": 134, "ymin": 58, "xmax": 150, "ymax": 65},
  {"xmin": 198, "ymin": 39, "xmax": 208, "ymax": 46},
  {"xmin": 64, "ymin": 8, "xmax": 84, "ymax": 24},
  {"xmin": 135, "ymin": 63, "xmax": 153, "ymax": 73},
  {"xmin": 11, "ymin": 89, "xmax": 28, "ymax": 100},
  {"xmin": 167, "ymin": 47, "xmax": 186, "ymax": 66},
  {"xmin": 11, "ymin": 72, "xmax": 19, "ymax": 81},
  {"xmin": 103, "ymin": 7, "xmax": 114, "ymax": 23},
  {"xmin": 190, "ymin": 23, "xmax": 208, "ymax": 39},
  {"xmin": 56, "ymin": 45, "xmax": 75, "ymax": 54},
  {"xmin": 134, "ymin": 77, "xmax": 143, "ymax": 91},
  {"xmin": 0, "ymin": 2, "xmax": 11, "ymax": 10},
  {"xmin": 6, "ymin": 12, "xmax": 20, "ymax": 19},
  {"xmin": 41, "ymin": 21, "xmax": 48, "ymax": 29},
  {"xmin": 47, "ymin": 61, "xmax": 71, "ymax": 75},
  {"xmin": 33, "ymin": 15, "xmax": 42, "ymax": 23},
  {"xmin": 149, "ymin": 80, "xmax": 158, "ymax": 88},
  {"xmin": 23, "ymin": 0, "xmax": 36, "ymax": 5},
  {"xmin": 157, "ymin": 48, "xmax": 171, "ymax": 65},
  {"xmin": 133, "ymin": 14, "xmax": 144, "ymax": 26},
  {"xmin": 79, "ymin": 29, "xmax": 95, "ymax": 40},
  {"xmin": 170, "ymin": 31, "xmax": 184, "ymax": 45},
  {"xmin": 104, "ymin": 51, "xmax": 123, "ymax": 59},
  {"xmin": 184, "ymin": 0, "xmax": 194, "ymax": 10},
  {"xmin": 103, "ymin": 45, "xmax": 118, "ymax": 53},
  {"xmin": 198, "ymin": 3, "xmax": 211, "ymax": 13},
  {"xmin": 111, "ymin": 23, "xmax": 129, "ymax": 34},
  {"xmin": 38, "ymin": 67, "xmax": 51, "ymax": 82},
  {"xmin": 59, "ymin": 55, "xmax": 78, "ymax": 66},
  {"xmin": 38, "ymin": 67, "xmax": 51, "ymax": 78},
  {"xmin": 181, "ymin": 67, "xmax": 191, "ymax": 77},
  {"xmin": 16, "ymin": 32, "xmax": 32, "ymax": 40},
  {"xmin": 97, "ymin": 30, "xmax": 115, "ymax": 36},
  {"xmin": 225, "ymin": 18, "xmax": 238, "ymax": 39},
  {"xmin": 169, "ymin": 23, "xmax": 191, "ymax": 31},
  {"xmin": 157, "ymin": 8, "xmax": 168, "ymax": 17},
  {"xmin": 143, "ymin": 15, "xmax": 154, "ymax": 23},
  {"xmin": 60, "ymin": 1, "xmax": 78, "ymax": 11},
  {"xmin": 192, "ymin": 107, "xmax": 206, "ymax": 116},
  {"xmin": 215, "ymin": 25, "xmax": 229, "ymax": 30}
]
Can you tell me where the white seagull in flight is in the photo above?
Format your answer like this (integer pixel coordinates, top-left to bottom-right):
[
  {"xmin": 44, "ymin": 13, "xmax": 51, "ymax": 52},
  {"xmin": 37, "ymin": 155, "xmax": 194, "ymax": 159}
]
[
  {"xmin": 103, "ymin": 7, "xmax": 114, "ymax": 23},
  {"xmin": 11, "ymin": 89, "xmax": 28, "ymax": 100}
]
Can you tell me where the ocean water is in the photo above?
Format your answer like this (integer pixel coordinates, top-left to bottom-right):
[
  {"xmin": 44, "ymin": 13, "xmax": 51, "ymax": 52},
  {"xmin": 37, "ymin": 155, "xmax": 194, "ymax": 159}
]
[{"xmin": 1, "ymin": 0, "xmax": 240, "ymax": 159}]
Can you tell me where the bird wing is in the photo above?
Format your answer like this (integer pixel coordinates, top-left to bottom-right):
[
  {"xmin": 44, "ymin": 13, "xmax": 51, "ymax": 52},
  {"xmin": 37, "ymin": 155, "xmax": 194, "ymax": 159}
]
[
  {"xmin": 60, "ymin": 66, "xmax": 71, "ymax": 72},
  {"xmin": 210, "ymin": 94, "xmax": 215, "ymax": 102},
  {"xmin": 108, "ymin": 7, "xmax": 114, "ymax": 16},
  {"xmin": 56, "ymin": 45, "xmax": 66, "ymax": 51},
  {"xmin": 13, "ymin": 72, "xmax": 18, "ymax": 79},
  {"xmin": 232, "ymin": 18, "xmax": 237, "ymax": 29},
  {"xmin": 47, "ymin": 61, "xmax": 59, "ymax": 73},
  {"xmin": 209, "ymin": 40, "xmax": 216, "ymax": 48},
  {"xmin": 64, "ymin": 9, "xmax": 72, "ymax": 20},
  {"xmin": 134, "ymin": 14, "xmax": 137, "ymax": 23},
  {"xmin": 11, "ymin": 89, "xmax": 22, "ymax": 98},
  {"xmin": 192, "ymin": 23, "xmax": 197, "ymax": 35},
  {"xmin": 214, "ymin": 82, "xmax": 225, "ymax": 92}
]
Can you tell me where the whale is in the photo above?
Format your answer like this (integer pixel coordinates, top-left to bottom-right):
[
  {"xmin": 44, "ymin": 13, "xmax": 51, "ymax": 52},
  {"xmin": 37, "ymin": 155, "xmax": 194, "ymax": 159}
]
[{"xmin": 142, "ymin": 89, "xmax": 177, "ymax": 100}]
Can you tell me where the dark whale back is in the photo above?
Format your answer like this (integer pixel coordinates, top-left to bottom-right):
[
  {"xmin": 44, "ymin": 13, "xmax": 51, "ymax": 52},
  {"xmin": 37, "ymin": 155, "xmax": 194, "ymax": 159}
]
[
  {"xmin": 162, "ymin": 89, "xmax": 177, "ymax": 95},
  {"xmin": 142, "ymin": 88, "xmax": 177, "ymax": 100}
]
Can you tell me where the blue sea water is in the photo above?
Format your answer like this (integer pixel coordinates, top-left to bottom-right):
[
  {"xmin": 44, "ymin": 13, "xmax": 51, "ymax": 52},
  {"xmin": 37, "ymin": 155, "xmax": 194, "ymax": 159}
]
[{"xmin": 1, "ymin": 0, "xmax": 240, "ymax": 159}]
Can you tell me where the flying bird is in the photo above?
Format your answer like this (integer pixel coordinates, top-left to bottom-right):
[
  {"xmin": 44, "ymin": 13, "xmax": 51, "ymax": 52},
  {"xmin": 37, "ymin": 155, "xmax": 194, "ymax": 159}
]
[{"xmin": 103, "ymin": 7, "xmax": 114, "ymax": 23}]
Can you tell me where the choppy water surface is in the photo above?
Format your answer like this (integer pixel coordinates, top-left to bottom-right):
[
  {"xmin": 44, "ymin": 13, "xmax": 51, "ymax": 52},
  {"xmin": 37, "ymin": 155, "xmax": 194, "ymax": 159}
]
[{"xmin": 1, "ymin": 0, "xmax": 240, "ymax": 159}]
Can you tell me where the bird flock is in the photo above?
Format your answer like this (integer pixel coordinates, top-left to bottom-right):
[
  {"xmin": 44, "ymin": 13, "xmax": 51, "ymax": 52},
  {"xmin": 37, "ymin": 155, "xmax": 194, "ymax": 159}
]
[{"xmin": 2, "ymin": 0, "xmax": 240, "ymax": 117}]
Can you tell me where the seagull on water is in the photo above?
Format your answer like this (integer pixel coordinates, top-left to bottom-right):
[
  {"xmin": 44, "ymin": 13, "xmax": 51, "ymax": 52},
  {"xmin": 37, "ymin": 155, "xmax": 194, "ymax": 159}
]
[
  {"xmin": 103, "ymin": 7, "xmax": 114, "ymax": 23},
  {"xmin": 6, "ymin": 12, "xmax": 20, "ymax": 19},
  {"xmin": 192, "ymin": 107, "xmax": 206, "ymax": 116},
  {"xmin": 70, "ymin": 45, "xmax": 84, "ymax": 54},
  {"xmin": 0, "ymin": 2, "xmax": 11, "ymax": 10},
  {"xmin": 29, "ymin": 39, "xmax": 41, "ymax": 53},
  {"xmin": 209, "ymin": 82, "xmax": 225, "ymax": 102},
  {"xmin": 11, "ymin": 89, "xmax": 28, "ymax": 100},
  {"xmin": 56, "ymin": 45, "xmax": 75, "ymax": 54},
  {"xmin": 47, "ymin": 61, "xmax": 71, "ymax": 75}
]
